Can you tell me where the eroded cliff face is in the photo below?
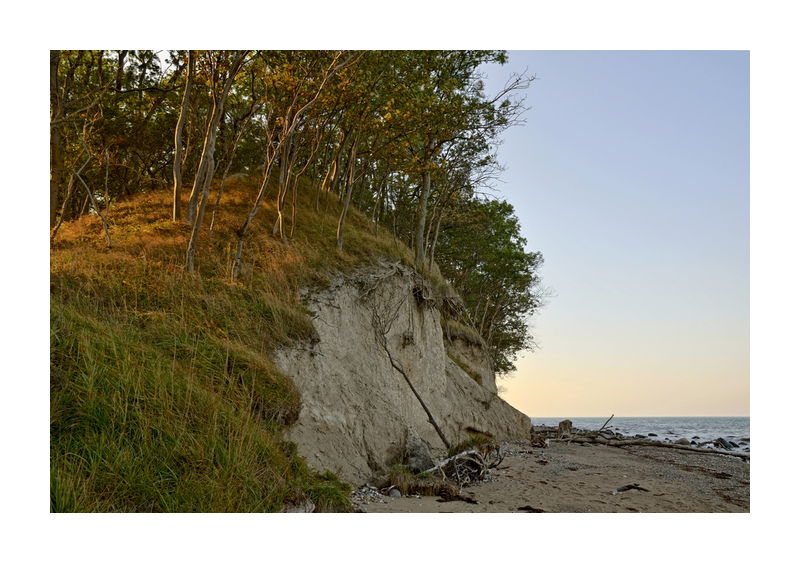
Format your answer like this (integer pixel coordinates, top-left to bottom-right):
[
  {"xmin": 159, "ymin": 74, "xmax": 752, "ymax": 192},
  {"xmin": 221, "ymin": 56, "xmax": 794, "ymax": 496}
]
[{"xmin": 275, "ymin": 262, "xmax": 530, "ymax": 485}]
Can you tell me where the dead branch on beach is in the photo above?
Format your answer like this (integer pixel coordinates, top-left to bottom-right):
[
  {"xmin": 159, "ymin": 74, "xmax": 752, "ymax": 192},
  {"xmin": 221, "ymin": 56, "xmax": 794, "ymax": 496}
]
[
  {"xmin": 425, "ymin": 444, "xmax": 505, "ymax": 488},
  {"xmin": 598, "ymin": 414, "xmax": 614, "ymax": 432},
  {"xmin": 568, "ymin": 435, "xmax": 750, "ymax": 460}
]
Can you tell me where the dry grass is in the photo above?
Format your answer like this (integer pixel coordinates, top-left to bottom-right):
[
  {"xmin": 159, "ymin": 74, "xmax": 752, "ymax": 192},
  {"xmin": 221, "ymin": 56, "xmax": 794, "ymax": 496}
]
[
  {"xmin": 380, "ymin": 464, "xmax": 459, "ymax": 498},
  {"xmin": 50, "ymin": 175, "xmax": 414, "ymax": 512}
]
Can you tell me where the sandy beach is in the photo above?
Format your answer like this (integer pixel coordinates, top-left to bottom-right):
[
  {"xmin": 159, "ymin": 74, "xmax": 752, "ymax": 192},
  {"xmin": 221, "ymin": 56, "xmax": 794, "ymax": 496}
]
[{"xmin": 354, "ymin": 441, "xmax": 750, "ymax": 513}]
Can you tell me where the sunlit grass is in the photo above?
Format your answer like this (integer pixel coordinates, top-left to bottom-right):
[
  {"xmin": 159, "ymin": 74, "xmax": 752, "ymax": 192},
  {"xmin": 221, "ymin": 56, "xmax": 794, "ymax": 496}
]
[{"xmin": 51, "ymin": 175, "xmax": 414, "ymax": 512}]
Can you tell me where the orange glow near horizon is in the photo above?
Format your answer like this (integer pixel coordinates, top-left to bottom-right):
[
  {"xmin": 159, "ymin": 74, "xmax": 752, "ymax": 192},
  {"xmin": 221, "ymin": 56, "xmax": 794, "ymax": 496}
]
[{"xmin": 498, "ymin": 333, "xmax": 750, "ymax": 418}]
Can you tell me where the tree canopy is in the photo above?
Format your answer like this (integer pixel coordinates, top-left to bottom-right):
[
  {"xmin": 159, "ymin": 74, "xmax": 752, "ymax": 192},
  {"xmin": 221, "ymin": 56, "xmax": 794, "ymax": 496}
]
[{"xmin": 50, "ymin": 49, "xmax": 545, "ymax": 375}]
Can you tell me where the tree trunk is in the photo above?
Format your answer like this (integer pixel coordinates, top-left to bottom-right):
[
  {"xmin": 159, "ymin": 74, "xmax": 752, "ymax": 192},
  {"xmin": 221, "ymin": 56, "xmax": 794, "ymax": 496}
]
[
  {"xmin": 428, "ymin": 209, "xmax": 444, "ymax": 270},
  {"xmin": 273, "ymin": 140, "xmax": 292, "ymax": 239},
  {"xmin": 414, "ymin": 162, "xmax": 432, "ymax": 266},
  {"xmin": 187, "ymin": 51, "xmax": 246, "ymax": 225},
  {"xmin": 172, "ymin": 50, "xmax": 194, "ymax": 222},
  {"xmin": 50, "ymin": 50, "xmax": 64, "ymax": 229},
  {"xmin": 186, "ymin": 151, "xmax": 214, "ymax": 273},
  {"xmin": 185, "ymin": 51, "xmax": 247, "ymax": 269},
  {"xmin": 336, "ymin": 134, "xmax": 360, "ymax": 250}
]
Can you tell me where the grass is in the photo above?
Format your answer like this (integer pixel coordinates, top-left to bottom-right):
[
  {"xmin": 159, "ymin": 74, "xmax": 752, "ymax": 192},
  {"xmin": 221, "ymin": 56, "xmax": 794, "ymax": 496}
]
[
  {"xmin": 50, "ymin": 175, "xmax": 417, "ymax": 512},
  {"xmin": 441, "ymin": 317, "xmax": 484, "ymax": 347},
  {"xmin": 448, "ymin": 353, "xmax": 483, "ymax": 386},
  {"xmin": 446, "ymin": 434, "xmax": 494, "ymax": 457},
  {"xmin": 379, "ymin": 464, "xmax": 458, "ymax": 498}
]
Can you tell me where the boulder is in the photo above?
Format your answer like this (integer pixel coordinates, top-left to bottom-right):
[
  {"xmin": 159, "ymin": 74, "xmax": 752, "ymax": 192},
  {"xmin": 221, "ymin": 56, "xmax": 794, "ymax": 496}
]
[
  {"xmin": 557, "ymin": 420, "xmax": 573, "ymax": 439},
  {"xmin": 405, "ymin": 434, "xmax": 434, "ymax": 473},
  {"xmin": 715, "ymin": 438, "xmax": 733, "ymax": 450}
]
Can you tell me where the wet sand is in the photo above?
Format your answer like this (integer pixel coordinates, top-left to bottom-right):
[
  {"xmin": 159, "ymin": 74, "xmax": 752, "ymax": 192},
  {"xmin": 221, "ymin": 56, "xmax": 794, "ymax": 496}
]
[{"xmin": 356, "ymin": 441, "xmax": 749, "ymax": 513}]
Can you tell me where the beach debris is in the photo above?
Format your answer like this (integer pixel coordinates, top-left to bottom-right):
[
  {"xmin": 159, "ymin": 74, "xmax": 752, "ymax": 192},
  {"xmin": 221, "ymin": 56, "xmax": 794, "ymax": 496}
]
[
  {"xmin": 436, "ymin": 493, "xmax": 478, "ymax": 504},
  {"xmin": 557, "ymin": 420, "xmax": 574, "ymax": 439},
  {"xmin": 612, "ymin": 483, "xmax": 650, "ymax": 495},
  {"xmin": 598, "ymin": 414, "xmax": 615, "ymax": 432},
  {"xmin": 530, "ymin": 434, "xmax": 550, "ymax": 448},
  {"xmin": 566, "ymin": 434, "xmax": 751, "ymax": 460},
  {"xmin": 425, "ymin": 443, "xmax": 505, "ymax": 487},
  {"xmin": 715, "ymin": 438, "xmax": 734, "ymax": 451},
  {"xmin": 517, "ymin": 505, "xmax": 546, "ymax": 512}
]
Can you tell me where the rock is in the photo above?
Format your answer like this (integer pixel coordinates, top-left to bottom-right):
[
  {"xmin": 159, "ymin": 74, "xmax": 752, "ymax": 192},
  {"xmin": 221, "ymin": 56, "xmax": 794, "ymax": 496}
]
[
  {"xmin": 634, "ymin": 434, "xmax": 646, "ymax": 439},
  {"xmin": 557, "ymin": 420, "xmax": 573, "ymax": 439},
  {"xmin": 729, "ymin": 441, "xmax": 739, "ymax": 448},
  {"xmin": 715, "ymin": 438, "xmax": 733, "ymax": 450},
  {"xmin": 690, "ymin": 441, "xmax": 697, "ymax": 445},
  {"xmin": 405, "ymin": 434, "xmax": 434, "ymax": 473},
  {"xmin": 648, "ymin": 433, "xmax": 658, "ymax": 437},
  {"xmin": 674, "ymin": 438, "xmax": 691, "ymax": 446},
  {"xmin": 692, "ymin": 436, "xmax": 700, "ymax": 440},
  {"xmin": 282, "ymin": 500, "xmax": 316, "ymax": 513},
  {"xmin": 388, "ymin": 488, "xmax": 402, "ymax": 498}
]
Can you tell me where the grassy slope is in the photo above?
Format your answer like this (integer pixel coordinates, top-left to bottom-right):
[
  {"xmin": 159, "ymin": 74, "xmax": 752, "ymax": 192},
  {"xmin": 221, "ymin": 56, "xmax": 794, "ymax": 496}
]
[{"xmin": 50, "ymin": 176, "xmax": 415, "ymax": 512}]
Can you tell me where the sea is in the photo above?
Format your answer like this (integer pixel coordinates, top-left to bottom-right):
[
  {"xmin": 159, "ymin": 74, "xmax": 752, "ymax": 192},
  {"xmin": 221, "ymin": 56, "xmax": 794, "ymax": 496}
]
[{"xmin": 530, "ymin": 416, "xmax": 750, "ymax": 453}]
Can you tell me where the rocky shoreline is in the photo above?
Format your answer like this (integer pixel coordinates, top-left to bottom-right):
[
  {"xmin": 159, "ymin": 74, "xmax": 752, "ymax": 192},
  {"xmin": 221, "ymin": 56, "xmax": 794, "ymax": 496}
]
[{"xmin": 351, "ymin": 423, "xmax": 750, "ymax": 512}]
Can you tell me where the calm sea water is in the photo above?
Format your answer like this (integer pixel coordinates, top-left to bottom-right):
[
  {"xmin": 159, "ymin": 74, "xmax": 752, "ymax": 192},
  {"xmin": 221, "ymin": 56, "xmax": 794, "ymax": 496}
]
[{"xmin": 531, "ymin": 417, "xmax": 750, "ymax": 452}]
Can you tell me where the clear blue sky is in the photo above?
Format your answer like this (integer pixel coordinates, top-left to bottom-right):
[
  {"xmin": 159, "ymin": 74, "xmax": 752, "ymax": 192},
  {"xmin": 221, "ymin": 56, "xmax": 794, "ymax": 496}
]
[{"xmin": 482, "ymin": 51, "xmax": 749, "ymax": 417}]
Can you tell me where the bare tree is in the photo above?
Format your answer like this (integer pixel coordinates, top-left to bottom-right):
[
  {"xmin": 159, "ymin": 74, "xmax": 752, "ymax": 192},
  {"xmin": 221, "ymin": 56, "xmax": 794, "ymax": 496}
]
[
  {"xmin": 186, "ymin": 50, "xmax": 248, "ymax": 273},
  {"xmin": 172, "ymin": 50, "xmax": 194, "ymax": 222}
]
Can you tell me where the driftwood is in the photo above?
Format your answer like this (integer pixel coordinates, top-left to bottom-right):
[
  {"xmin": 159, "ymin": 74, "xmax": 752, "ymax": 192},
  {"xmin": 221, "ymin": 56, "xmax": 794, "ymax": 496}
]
[
  {"xmin": 425, "ymin": 445, "xmax": 504, "ymax": 488},
  {"xmin": 598, "ymin": 414, "xmax": 614, "ymax": 432},
  {"xmin": 569, "ymin": 435, "xmax": 750, "ymax": 460},
  {"xmin": 613, "ymin": 483, "xmax": 649, "ymax": 494}
]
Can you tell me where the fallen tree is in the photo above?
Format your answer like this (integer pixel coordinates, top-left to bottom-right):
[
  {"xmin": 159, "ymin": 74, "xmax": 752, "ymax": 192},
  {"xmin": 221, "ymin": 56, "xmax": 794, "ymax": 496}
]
[{"xmin": 566, "ymin": 435, "xmax": 750, "ymax": 460}]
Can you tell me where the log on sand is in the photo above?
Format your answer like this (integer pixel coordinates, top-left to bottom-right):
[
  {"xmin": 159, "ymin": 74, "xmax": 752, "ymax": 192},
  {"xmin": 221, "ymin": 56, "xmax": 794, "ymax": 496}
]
[{"xmin": 568, "ymin": 435, "xmax": 750, "ymax": 460}]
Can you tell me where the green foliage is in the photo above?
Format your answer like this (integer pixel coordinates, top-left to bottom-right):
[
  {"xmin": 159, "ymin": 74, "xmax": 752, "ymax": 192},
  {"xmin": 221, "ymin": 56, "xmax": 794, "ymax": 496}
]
[
  {"xmin": 436, "ymin": 198, "xmax": 545, "ymax": 374},
  {"xmin": 50, "ymin": 50, "xmax": 546, "ymax": 509}
]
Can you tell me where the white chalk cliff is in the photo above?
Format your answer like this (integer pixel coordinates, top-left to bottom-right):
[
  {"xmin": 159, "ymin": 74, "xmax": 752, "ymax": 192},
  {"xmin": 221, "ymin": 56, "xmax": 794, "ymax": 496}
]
[{"xmin": 275, "ymin": 262, "xmax": 531, "ymax": 485}]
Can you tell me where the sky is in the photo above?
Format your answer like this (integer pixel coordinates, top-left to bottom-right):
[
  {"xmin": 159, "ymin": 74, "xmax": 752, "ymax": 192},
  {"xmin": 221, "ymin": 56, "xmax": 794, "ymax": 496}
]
[{"xmin": 481, "ymin": 51, "xmax": 749, "ymax": 417}]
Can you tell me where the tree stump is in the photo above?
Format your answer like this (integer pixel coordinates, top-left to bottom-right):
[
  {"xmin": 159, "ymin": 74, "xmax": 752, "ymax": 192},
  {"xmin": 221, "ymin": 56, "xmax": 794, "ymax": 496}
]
[{"xmin": 557, "ymin": 419, "xmax": 573, "ymax": 439}]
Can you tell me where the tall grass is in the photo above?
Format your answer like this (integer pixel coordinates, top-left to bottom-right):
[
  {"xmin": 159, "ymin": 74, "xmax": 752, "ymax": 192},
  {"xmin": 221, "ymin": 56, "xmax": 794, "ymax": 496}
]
[{"xmin": 50, "ymin": 176, "xmax": 413, "ymax": 512}]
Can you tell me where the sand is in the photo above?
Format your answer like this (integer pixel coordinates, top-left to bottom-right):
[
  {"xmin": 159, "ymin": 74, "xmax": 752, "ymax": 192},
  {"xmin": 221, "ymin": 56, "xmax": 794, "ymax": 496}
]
[{"xmin": 355, "ymin": 441, "xmax": 749, "ymax": 513}]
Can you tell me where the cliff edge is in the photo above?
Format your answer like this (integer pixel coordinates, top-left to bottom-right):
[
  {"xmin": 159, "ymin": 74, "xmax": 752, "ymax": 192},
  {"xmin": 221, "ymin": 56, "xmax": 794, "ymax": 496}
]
[{"xmin": 275, "ymin": 261, "xmax": 531, "ymax": 485}]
